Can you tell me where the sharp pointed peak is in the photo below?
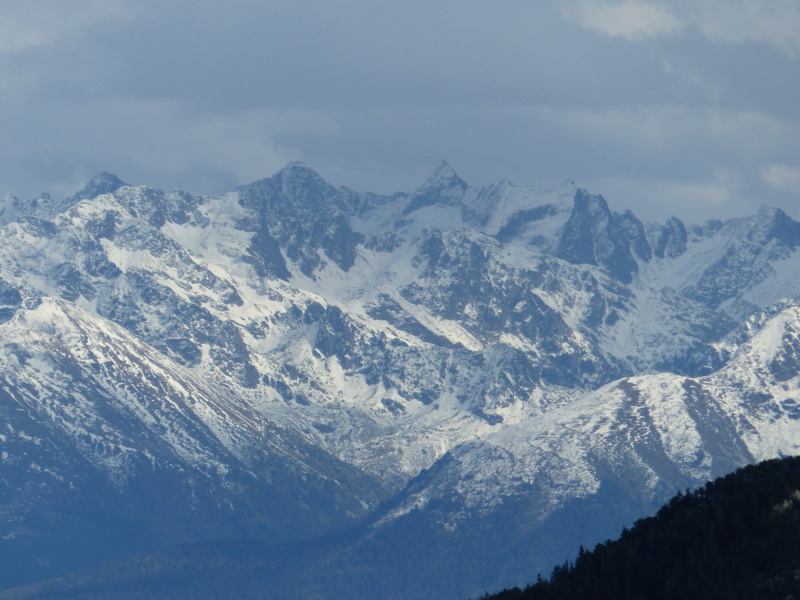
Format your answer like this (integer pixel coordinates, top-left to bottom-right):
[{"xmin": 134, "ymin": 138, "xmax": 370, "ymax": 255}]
[
  {"xmin": 418, "ymin": 160, "xmax": 467, "ymax": 192},
  {"xmin": 432, "ymin": 159, "xmax": 457, "ymax": 178}
]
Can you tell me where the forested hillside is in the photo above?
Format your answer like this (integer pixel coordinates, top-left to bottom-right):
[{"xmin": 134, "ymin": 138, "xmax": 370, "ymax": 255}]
[{"xmin": 483, "ymin": 456, "xmax": 800, "ymax": 600}]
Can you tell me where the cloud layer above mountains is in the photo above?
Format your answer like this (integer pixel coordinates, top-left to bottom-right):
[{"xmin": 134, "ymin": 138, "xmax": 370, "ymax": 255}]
[{"xmin": 1, "ymin": 0, "xmax": 798, "ymax": 223}]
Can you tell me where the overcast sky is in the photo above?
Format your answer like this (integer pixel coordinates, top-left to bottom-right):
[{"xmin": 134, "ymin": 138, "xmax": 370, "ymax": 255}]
[{"xmin": 1, "ymin": 0, "xmax": 799, "ymax": 224}]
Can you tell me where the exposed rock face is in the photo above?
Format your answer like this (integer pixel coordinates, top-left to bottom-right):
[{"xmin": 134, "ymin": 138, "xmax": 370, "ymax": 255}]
[
  {"xmin": 3, "ymin": 163, "xmax": 800, "ymax": 598},
  {"xmin": 555, "ymin": 190, "xmax": 653, "ymax": 284}
]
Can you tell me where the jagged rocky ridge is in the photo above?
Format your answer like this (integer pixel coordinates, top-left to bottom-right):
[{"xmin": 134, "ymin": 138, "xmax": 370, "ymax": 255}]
[{"xmin": 2, "ymin": 163, "xmax": 800, "ymax": 597}]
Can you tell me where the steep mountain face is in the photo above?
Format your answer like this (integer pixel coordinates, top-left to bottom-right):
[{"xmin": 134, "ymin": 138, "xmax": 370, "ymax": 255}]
[
  {"xmin": 361, "ymin": 302, "xmax": 800, "ymax": 595},
  {"xmin": 0, "ymin": 297, "xmax": 384, "ymax": 586},
  {"xmin": 2, "ymin": 162, "xmax": 800, "ymax": 597}
]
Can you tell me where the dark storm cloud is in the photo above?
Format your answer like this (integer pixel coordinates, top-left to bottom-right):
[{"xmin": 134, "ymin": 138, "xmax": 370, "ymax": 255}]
[
  {"xmin": 83, "ymin": 1, "xmax": 673, "ymax": 112},
  {"xmin": 1, "ymin": 0, "xmax": 798, "ymax": 224}
]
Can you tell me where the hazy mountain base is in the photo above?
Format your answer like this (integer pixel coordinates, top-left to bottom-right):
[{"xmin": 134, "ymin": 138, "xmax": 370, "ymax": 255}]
[{"xmin": 0, "ymin": 478, "xmax": 662, "ymax": 600}]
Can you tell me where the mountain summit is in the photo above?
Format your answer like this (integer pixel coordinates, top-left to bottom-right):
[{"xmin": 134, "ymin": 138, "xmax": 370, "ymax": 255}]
[
  {"xmin": 418, "ymin": 159, "xmax": 467, "ymax": 191},
  {"xmin": 68, "ymin": 171, "xmax": 127, "ymax": 203},
  {"xmin": 402, "ymin": 160, "xmax": 468, "ymax": 216}
]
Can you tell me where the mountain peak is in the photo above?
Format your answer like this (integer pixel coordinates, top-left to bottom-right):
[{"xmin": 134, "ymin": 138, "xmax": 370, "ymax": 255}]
[
  {"xmin": 431, "ymin": 159, "xmax": 458, "ymax": 179},
  {"xmin": 69, "ymin": 172, "xmax": 127, "ymax": 203},
  {"xmin": 418, "ymin": 160, "xmax": 467, "ymax": 192},
  {"xmin": 400, "ymin": 161, "xmax": 468, "ymax": 217},
  {"xmin": 270, "ymin": 161, "xmax": 336, "ymax": 195},
  {"xmin": 274, "ymin": 161, "xmax": 323, "ymax": 180},
  {"xmin": 752, "ymin": 205, "xmax": 800, "ymax": 249}
]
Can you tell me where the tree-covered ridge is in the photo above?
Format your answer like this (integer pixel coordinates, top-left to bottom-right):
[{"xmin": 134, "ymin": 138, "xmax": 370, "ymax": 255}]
[{"xmin": 483, "ymin": 456, "xmax": 800, "ymax": 600}]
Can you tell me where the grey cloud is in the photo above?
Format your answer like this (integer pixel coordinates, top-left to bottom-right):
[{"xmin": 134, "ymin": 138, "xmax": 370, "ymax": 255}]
[
  {"xmin": 0, "ymin": 0, "xmax": 798, "ymax": 227},
  {"xmin": 0, "ymin": 1, "xmax": 129, "ymax": 55},
  {"xmin": 561, "ymin": 0, "xmax": 800, "ymax": 57},
  {"xmin": 28, "ymin": 1, "xmax": 676, "ymax": 112}
]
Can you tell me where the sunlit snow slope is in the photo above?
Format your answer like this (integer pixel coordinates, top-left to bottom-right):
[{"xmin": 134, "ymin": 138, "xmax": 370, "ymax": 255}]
[{"xmin": 2, "ymin": 161, "xmax": 800, "ymax": 595}]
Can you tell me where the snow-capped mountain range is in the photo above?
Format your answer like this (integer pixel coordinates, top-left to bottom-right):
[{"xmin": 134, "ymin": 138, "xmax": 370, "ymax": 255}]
[{"xmin": 2, "ymin": 161, "xmax": 800, "ymax": 597}]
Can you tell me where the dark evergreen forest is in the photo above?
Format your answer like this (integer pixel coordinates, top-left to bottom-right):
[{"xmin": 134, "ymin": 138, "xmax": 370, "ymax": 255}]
[{"xmin": 482, "ymin": 456, "xmax": 800, "ymax": 600}]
